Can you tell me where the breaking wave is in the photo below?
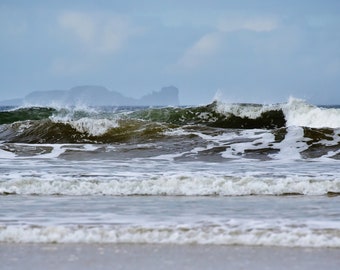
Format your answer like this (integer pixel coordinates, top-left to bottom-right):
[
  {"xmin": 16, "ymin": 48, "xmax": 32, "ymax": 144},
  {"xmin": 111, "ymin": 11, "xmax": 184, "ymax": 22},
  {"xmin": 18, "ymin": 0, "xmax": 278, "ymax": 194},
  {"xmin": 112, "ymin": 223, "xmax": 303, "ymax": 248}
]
[
  {"xmin": 1, "ymin": 173, "xmax": 339, "ymax": 196},
  {"xmin": 0, "ymin": 98, "xmax": 339, "ymax": 160}
]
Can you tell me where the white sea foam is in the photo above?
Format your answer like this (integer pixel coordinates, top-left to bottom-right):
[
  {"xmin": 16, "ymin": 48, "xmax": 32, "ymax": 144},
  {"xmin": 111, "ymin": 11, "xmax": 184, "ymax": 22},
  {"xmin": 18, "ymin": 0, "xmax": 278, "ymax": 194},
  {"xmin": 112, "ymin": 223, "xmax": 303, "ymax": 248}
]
[
  {"xmin": 1, "ymin": 173, "xmax": 338, "ymax": 196},
  {"xmin": 0, "ymin": 147, "xmax": 16, "ymax": 158},
  {"xmin": 0, "ymin": 143, "xmax": 101, "ymax": 159},
  {"xmin": 270, "ymin": 126, "xmax": 308, "ymax": 160},
  {"xmin": 165, "ymin": 127, "xmax": 312, "ymax": 161},
  {"xmin": 1, "ymin": 220, "xmax": 339, "ymax": 247},
  {"xmin": 284, "ymin": 97, "xmax": 340, "ymax": 128},
  {"xmin": 51, "ymin": 117, "xmax": 119, "ymax": 136},
  {"xmin": 47, "ymin": 104, "xmax": 121, "ymax": 136},
  {"xmin": 215, "ymin": 101, "xmax": 278, "ymax": 119},
  {"xmin": 215, "ymin": 97, "xmax": 340, "ymax": 128}
]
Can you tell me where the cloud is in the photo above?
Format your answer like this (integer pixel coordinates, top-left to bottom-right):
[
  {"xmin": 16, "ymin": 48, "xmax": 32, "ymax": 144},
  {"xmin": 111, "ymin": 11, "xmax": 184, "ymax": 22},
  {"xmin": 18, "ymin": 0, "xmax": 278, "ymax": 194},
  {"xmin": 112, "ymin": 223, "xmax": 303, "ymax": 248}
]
[
  {"xmin": 175, "ymin": 15, "xmax": 279, "ymax": 70},
  {"xmin": 176, "ymin": 32, "xmax": 222, "ymax": 69},
  {"xmin": 58, "ymin": 11, "xmax": 143, "ymax": 54},
  {"xmin": 50, "ymin": 10, "xmax": 144, "ymax": 76},
  {"xmin": 59, "ymin": 11, "xmax": 95, "ymax": 43}
]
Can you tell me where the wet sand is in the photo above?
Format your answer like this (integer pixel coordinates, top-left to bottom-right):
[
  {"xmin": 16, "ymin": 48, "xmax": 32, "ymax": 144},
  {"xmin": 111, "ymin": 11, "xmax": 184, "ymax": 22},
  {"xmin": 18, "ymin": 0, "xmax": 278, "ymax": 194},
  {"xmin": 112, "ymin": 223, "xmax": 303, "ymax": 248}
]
[{"xmin": 1, "ymin": 244, "xmax": 339, "ymax": 270}]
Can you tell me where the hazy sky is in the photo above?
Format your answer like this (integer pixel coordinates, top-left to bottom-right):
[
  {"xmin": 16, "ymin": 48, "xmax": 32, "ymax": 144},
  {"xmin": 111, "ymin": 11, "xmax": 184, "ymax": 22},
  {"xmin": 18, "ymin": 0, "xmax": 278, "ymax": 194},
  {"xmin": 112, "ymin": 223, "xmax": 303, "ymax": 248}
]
[{"xmin": 1, "ymin": 0, "xmax": 340, "ymax": 105}]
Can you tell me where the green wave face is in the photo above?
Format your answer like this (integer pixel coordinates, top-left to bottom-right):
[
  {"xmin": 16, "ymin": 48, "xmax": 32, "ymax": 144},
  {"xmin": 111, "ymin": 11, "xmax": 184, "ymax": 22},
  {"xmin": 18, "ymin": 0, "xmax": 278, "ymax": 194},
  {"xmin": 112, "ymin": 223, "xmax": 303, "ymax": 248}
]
[
  {"xmin": 0, "ymin": 119, "xmax": 169, "ymax": 144},
  {"xmin": 0, "ymin": 107, "xmax": 56, "ymax": 124},
  {"xmin": 130, "ymin": 102, "xmax": 286, "ymax": 129}
]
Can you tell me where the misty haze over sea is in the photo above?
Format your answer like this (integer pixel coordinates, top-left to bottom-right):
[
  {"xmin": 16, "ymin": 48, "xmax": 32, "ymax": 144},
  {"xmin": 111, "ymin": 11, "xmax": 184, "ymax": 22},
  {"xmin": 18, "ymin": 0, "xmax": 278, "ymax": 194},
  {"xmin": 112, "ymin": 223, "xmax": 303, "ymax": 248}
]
[{"xmin": 0, "ymin": 85, "xmax": 180, "ymax": 107}]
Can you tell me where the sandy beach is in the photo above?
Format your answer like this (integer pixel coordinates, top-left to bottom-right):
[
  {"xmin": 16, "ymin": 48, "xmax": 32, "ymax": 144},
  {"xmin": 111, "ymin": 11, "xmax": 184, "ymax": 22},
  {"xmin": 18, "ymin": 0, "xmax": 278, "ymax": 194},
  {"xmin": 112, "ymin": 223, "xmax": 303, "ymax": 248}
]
[{"xmin": 1, "ymin": 244, "xmax": 339, "ymax": 270}]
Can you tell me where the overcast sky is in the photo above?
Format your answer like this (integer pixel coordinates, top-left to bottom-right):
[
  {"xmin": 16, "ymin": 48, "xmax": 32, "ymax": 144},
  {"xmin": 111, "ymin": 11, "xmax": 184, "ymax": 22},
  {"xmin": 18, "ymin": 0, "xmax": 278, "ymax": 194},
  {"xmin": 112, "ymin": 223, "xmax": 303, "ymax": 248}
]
[{"xmin": 1, "ymin": 0, "xmax": 340, "ymax": 105}]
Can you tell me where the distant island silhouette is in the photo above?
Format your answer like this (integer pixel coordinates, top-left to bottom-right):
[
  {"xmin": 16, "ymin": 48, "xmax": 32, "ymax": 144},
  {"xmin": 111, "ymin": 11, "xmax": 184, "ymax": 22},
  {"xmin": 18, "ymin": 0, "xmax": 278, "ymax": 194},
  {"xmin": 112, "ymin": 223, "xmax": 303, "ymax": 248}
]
[{"xmin": 0, "ymin": 85, "xmax": 180, "ymax": 106}]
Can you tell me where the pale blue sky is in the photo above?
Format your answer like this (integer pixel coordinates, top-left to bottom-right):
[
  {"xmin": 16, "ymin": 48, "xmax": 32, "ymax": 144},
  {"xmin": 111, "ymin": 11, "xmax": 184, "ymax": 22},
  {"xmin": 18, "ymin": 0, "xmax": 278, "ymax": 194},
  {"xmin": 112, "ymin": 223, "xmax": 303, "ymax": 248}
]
[{"xmin": 1, "ymin": 0, "xmax": 340, "ymax": 105}]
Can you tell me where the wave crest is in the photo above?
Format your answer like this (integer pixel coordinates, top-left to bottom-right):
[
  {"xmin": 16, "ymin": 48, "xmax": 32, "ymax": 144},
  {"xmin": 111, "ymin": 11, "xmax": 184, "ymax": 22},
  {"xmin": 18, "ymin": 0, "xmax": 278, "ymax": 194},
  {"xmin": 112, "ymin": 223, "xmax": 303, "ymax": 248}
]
[{"xmin": 283, "ymin": 97, "xmax": 340, "ymax": 128}]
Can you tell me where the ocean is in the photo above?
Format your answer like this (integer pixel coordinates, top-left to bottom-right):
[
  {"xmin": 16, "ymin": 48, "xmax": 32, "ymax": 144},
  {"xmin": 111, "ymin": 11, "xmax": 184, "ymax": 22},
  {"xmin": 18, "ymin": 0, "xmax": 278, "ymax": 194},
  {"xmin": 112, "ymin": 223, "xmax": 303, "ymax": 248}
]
[{"xmin": 0, "ymin": 97, "xmax": 339, "ymax": 248}]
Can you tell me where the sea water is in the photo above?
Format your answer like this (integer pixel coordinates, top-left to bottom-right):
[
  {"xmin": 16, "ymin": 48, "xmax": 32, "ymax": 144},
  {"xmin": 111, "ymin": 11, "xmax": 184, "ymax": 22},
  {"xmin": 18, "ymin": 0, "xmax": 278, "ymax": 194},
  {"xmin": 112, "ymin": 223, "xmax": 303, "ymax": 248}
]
[{"xmin": 0, "ymin": 98, "xmax": 339, "ymax": 247}]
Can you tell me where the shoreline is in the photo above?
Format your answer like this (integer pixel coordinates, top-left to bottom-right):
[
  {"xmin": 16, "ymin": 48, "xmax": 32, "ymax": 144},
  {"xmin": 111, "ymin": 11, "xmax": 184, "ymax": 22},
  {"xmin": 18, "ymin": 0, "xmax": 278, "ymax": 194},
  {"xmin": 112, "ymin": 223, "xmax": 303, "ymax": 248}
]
[{"xmin": 1, "ymin": 243, "xmax": 339, "ymax": 270}]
